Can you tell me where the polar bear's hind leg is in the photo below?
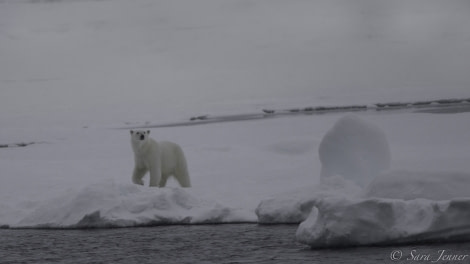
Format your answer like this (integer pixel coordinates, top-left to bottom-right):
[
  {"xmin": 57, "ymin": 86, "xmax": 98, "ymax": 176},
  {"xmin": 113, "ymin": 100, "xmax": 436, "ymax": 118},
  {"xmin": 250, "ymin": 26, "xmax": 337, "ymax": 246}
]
[
  {"xmin": 175, "ymin": 170, "xmax": 191, "ymax": 187},
  {"xmin": 175, "ymin": 149, "xmax": 191, "ymax": 187},
  {"xmin": 158, "ymin": 174, "xmax": 170, "ymax": 187}
]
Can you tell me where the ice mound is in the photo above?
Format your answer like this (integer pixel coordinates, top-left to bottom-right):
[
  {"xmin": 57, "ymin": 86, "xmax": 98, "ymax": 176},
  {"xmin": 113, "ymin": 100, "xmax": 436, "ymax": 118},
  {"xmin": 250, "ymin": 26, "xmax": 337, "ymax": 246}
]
[
  {"xmin": 319, "ymin": 114, "xmax": 391, "ymax": 187},
  {"xmin": 256, "ymin": 115, "xmax": 390, "ymax": 224},
  {"xmin": 296, "ymin": 197, "xmax": 470, "ymax": 248},
  {"xmin": 256, "ymin": 114, "xmax": 470, "ymax": 247},
  {"xmin": 14, "ymin": 182, "xmax": 253, "ymax": 228}
]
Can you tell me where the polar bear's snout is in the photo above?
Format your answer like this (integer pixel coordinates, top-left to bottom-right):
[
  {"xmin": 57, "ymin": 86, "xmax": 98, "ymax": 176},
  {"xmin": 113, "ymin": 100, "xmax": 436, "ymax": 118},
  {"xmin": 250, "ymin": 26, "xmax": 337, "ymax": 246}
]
[{"xmin": 130, "ymin": 130, "xmax": 150, "ymax": 141}]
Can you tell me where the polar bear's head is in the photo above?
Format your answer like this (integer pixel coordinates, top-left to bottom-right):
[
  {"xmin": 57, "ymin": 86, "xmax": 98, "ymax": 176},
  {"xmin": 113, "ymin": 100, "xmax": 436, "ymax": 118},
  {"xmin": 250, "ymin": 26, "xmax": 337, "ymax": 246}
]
[{"xmin": 130, "ymin": 130, "xmax": 151, "ymax": 142}]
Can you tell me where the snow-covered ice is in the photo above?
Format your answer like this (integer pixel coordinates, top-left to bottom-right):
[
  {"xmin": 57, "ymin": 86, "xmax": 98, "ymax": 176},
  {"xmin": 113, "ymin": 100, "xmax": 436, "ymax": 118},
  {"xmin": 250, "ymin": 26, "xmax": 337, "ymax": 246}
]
[
  {"xmin": 1, "ymin": 0, "xmax": 470, "ymax": 249},
  {"xmin": 16, "ymin": 182, "xmax": 252, "ymax": 228},
  {"xmin": 255, "ymin": 175, "xmax": 362, "ymax": 224},
  {"xmin": 1, "ymin": 110, "xmax": 470, "ymax": 249},
  {"xmin": 296, "ymin": 196, "xmax": 470, "ymax": 248},
  {"xmin": 292, "ymin": 169, "xmax": 470, "ymax": 248}
]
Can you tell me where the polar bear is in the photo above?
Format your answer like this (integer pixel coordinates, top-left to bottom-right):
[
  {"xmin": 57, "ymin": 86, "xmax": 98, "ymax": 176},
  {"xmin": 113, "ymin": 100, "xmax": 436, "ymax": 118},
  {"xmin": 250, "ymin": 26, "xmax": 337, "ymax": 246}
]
[{"xmin": 130, "ymin": 130, "xmax": 191, "ymax": 187}]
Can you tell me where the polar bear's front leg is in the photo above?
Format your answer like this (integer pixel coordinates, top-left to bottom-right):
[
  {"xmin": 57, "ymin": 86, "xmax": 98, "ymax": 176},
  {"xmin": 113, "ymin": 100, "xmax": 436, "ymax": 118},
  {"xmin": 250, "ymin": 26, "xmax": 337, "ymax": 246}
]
[
  {"xmin": 148, "ymin": 166, "xmax": 162, "ymax": 187},
  {"xmin": 132, "ymin": 166, "xmax": 147, "ymax": 185}
]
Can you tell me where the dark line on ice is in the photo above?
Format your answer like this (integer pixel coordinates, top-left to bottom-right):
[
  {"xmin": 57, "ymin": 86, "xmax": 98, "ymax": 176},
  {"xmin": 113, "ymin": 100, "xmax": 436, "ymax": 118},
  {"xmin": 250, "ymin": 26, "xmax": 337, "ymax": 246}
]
[
  {"xmin": 0, "ymin": 142, "xmax": 36, "ymax": 149},
  {"xmin": 118, "ymin": 98, "xmax": 470, "ymax": 129}
]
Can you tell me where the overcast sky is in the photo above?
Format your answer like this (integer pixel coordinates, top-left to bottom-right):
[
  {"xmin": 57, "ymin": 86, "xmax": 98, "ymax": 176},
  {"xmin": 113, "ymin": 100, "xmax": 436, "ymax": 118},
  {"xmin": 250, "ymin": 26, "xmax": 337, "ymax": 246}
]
[{"xmin": 1, "ymin": 0, "xmax": 470, "ymax": 123}]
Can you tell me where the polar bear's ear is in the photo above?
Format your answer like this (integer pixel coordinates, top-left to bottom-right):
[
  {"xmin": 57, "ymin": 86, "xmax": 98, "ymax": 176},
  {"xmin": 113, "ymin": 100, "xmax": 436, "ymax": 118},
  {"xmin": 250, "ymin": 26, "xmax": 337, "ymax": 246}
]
[
  {"xmin": 130, "ymin": 130, "xmax": 134, "ymax": 135},
  {"xmin": 147, "ymin": 130, "xmax": 150, "ymax": 135}
]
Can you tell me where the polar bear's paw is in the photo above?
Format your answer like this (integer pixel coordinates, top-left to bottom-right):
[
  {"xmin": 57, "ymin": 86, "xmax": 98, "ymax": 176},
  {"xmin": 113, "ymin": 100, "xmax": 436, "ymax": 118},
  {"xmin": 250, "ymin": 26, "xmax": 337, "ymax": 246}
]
[{"xmin": 132, "ymin": 178, "xmax": 144, "ymax": 186}]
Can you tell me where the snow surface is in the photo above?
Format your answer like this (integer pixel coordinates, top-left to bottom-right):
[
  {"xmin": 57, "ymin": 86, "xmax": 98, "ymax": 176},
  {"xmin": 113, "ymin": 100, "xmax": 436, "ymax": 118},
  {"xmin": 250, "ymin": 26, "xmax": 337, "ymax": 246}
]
[
  {"xmin": 1, "ymin": 0, "xmax": 470, "ymax": 248},
  {"xmin": 16, "ymin": 182, "xmax": 251, "ymax": 228}
]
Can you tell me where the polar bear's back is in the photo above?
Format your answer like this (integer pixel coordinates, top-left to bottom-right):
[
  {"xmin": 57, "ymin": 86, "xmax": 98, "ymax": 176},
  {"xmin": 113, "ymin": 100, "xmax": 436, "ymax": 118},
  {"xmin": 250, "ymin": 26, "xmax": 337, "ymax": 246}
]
[
  {"xmin": 159, "ymin": 141, "xmax": 183, "ymax": 156},
  {"xmin": 158, "ymin": 141, "xmax": 187, "ymax": 173}
]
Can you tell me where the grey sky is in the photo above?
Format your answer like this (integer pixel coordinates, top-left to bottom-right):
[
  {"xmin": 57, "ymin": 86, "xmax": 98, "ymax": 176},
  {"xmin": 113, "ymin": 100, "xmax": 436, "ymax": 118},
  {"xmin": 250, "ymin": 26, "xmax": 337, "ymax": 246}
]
[{"xmin": 1, "ymin": 0, "xmax": 469, "ymax": 123}]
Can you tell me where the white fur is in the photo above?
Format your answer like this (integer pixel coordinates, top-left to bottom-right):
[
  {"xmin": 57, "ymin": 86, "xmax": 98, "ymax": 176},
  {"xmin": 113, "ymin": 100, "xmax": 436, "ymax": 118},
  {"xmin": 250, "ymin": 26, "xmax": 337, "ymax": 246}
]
[{"xmin": 130, "ymin": 130, "xmax": 191, "ymax": 187}]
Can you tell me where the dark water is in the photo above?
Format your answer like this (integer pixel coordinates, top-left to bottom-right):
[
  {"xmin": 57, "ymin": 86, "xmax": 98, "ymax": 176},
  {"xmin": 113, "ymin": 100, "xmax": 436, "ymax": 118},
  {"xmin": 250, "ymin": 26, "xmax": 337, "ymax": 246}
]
[{"xmin": 1, "ymin": 224, "xmax": 469, "ymax": 264}]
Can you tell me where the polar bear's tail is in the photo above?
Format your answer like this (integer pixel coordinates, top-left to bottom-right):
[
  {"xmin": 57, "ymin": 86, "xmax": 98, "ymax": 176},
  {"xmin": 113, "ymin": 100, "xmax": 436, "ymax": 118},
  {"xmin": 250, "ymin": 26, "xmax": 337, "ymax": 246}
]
[{"xmin": 175, "ymin": 145, "xmax": 191, "ymax": 187}]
